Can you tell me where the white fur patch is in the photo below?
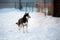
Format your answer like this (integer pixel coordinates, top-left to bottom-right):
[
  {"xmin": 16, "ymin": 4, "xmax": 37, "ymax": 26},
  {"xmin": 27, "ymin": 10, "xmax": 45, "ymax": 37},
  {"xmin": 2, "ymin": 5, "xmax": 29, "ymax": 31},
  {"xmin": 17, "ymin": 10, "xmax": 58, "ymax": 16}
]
[
  {"xmin": 26, "ymin": 16, "xmax": 29, "ymax": 20},
  {"xmin": 23, "ymin": 22, "xmax": 28, "ymax": 26}
]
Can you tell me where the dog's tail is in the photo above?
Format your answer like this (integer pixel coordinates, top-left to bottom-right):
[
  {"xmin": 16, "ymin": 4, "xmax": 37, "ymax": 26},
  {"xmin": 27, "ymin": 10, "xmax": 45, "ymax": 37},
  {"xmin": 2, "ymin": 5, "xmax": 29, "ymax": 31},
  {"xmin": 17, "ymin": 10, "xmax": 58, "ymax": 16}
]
[
  {"xmin": 16, "ymin": 22, "xmax": 18, "ymax": 24},
  {"xmin": 16, "ymin": 22, "xmax": 20, "ymax": 27}
]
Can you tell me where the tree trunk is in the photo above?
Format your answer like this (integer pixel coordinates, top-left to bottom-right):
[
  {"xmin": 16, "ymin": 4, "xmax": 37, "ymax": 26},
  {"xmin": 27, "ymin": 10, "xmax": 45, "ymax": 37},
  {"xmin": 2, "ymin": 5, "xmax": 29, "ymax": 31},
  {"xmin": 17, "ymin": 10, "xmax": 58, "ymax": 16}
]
[
  {"xmin": 53, "ymin": 0, "xmax": 60, "ymax": 17},
  {"xmin": 19, "ymin": 0, "xmax": 22, "ymax": 10}
]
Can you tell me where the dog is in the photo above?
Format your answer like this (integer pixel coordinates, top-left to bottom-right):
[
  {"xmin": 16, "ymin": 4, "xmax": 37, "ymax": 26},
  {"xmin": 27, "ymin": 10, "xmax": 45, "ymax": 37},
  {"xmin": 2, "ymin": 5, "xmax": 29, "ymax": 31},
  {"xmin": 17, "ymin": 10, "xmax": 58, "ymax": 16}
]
[{"xmin": 16, "ymin": 13, "xmax": 31, "ymax": 32}]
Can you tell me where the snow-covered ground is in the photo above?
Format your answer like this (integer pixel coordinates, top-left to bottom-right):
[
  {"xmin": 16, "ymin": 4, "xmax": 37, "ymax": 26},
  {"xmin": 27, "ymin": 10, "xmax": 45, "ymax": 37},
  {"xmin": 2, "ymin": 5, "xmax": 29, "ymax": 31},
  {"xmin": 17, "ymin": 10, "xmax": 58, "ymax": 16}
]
[{"xmin": 0, "ymin": 8, "xmax": 60, "ymax": 40}]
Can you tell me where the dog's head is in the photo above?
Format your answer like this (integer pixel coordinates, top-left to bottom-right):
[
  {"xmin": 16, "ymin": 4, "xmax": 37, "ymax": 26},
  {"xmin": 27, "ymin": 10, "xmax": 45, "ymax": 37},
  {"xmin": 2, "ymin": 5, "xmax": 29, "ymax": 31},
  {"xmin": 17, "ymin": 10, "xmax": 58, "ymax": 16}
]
[{"xmin": 24, "ymin": 13, "xmax": 31, "ymax": 19}]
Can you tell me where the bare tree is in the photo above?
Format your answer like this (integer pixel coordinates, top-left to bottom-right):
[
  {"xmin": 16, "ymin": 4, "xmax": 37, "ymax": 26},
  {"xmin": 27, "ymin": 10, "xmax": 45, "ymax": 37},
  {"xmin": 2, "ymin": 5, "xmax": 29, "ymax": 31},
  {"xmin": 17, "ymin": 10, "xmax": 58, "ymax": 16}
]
[
  {"xmin": 44, "ymin": 0, "xmax": 46, "ymax": 16},
  {"xmin": 19, "ymin": 0, "xmax": 22, "ymax": 10}
]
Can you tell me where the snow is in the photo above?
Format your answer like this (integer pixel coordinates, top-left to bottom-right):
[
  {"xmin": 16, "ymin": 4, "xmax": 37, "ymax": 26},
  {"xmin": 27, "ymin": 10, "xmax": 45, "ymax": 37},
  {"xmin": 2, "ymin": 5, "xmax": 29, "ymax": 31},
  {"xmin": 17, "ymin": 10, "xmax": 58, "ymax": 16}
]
[{"xmin": 0, "ymin": 8, "xmax": 60, "ymax": 40}]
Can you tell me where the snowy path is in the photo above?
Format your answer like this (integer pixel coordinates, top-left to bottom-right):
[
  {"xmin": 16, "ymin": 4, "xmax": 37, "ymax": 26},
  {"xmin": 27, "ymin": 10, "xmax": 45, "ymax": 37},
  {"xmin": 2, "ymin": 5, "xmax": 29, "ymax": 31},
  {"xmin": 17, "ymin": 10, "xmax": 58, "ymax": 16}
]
[{"xmin": 0, "ymin": 8, "xmax": 60, "ymax": 40}]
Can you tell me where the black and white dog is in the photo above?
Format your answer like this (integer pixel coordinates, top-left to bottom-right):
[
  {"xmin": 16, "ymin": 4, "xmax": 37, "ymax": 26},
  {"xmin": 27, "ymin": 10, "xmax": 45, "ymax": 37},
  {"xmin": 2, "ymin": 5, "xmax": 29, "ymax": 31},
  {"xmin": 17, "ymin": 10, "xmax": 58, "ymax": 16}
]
[{"xmin": 16, "ymin": 13, "xmax": 31, "ymax": 32}]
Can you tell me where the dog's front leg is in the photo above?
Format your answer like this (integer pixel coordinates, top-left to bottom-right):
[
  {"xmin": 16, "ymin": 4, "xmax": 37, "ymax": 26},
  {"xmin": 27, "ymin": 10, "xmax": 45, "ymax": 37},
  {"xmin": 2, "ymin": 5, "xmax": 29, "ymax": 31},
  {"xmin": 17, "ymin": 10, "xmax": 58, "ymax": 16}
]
[{"xmin": 26, "ymin": 23, "xmax": 28, "ymax": 32}]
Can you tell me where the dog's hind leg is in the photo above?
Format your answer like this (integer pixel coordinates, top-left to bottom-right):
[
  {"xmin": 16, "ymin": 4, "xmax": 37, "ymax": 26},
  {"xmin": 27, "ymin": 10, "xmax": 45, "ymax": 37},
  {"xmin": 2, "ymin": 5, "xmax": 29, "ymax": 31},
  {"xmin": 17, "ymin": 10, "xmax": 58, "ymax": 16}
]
[
  {"xmin": 18, "ymin": 26, "xmax": 20, "ymax": 30},
  {"xmin": 18, "ymin": 24, "xmax": 22, "ymax": 31},
  {"xmin": 22, "ymin": 24, "xmax": 25, "ymax": 33}
]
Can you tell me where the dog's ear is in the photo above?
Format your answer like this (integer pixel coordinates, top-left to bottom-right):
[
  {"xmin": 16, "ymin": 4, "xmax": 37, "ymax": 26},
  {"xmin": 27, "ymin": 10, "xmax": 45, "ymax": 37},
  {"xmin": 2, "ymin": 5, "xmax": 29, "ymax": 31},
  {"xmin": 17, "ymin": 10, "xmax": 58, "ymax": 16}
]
[
  {"xmin": 25, "ymin": 12, "xmax": 27, "ymax": 14},
  {"xmin": 25, "ymin": 12, "xmax": 29, "ymax": 14},
  {"xmin": 25, "ymin": 12, "xmax": 28, "ymax": 14},
  {"xmin": 27, "ymin": 12, "xmax": 29, "ymax": 13}
]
